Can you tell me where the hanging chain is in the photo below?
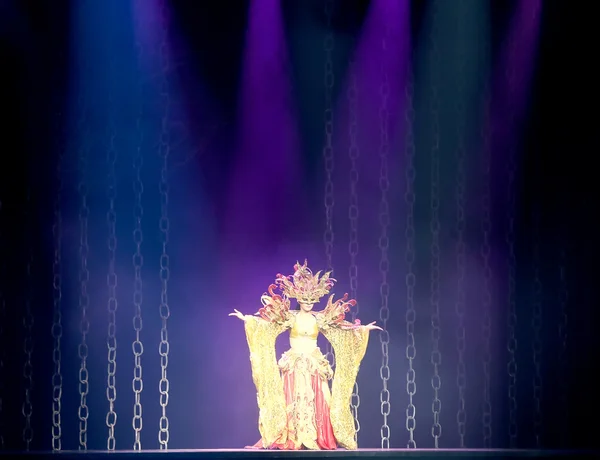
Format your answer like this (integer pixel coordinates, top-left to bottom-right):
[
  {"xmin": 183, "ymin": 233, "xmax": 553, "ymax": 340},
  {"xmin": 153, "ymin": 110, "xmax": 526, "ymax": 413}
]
[
  {"xmin": 323, "ymin": 0, "xmax": 336, "ymax": 370},
  {"xmin": 51, "ymin": 112, "xmax": 65, "ymax": 452},
  {"xmin": 77, "ymin": 91, "xmax": 91, "ymax": 451},
  {"xmin": 529, "ymin": 2, "xmax": 543, "ymax": 435},
  {"xmin": 532, "ymin": 213, "xmax": 543, "ymax": 448},
  {"xmin": 0, "ymin": 197, "xmax": 4, "ymax": 450},
  {"xmin": 553, "ymin": 0, "xmax": 566, "ymax": 426},
  {"xmin": 506, "ymin": 24, "xmax": 518, "ymax": 451},
  {"xmin": 480, "ymin": 16, "xmax": 493, "ymax": 449},
  {"xmin": 22, "ymin": 191, "xmax": 34, "ymax": 451},
  {"xmin": 347, "ymin": 57, "xmax": 360, "ymax": 442},
  {"xmin": 404, "ymin": 66, "xmax": 417, "ymax": 450},
  {"xmin": 557, "ymin": 248, "xmax": 568, "ymax": 447},
  {"xmin": 105, "ymin": 60, "xmax": 119, "ymax": 451},
  {"xmin": 158, "ymin": 4, "xmax": 172, "ymax": 448},
  {"xmin": 454, "ymin": 6, "xmax": 468, "ymax": 445},
  {"xmin": 378, "ymin": 33, "xmax": 391, "ymax": 450},
  {"xmin": 429, "ymin": 7, "xmax": 442, "ymax": 447},
  {"xmin": 557, "ymin": 89, "xmax": 569, "ymax": 447},
  {"xmin": 132, "ymin": 21, "xmax": 146, "ymax": 452}
]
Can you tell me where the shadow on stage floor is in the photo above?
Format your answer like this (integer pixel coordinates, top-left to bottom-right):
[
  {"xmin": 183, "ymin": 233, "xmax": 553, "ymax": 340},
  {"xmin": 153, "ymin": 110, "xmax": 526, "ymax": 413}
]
[{"xmin": 2, "ymin": 449, "xmax": 599, "ymax": 460}]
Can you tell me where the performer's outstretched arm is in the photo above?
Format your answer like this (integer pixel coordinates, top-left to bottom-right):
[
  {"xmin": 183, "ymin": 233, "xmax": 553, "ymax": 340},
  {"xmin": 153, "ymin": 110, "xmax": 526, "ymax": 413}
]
[
  {"xmin": 228, "ymin": 309, "xmax": 250, "ymax": 321},
  {"xmin": 228, "ymin": 287, "xmax": 292, "ymax": 447},
  {"xmin": 316, "ymin": 294, "xmax": 381, "ymax": 449}
]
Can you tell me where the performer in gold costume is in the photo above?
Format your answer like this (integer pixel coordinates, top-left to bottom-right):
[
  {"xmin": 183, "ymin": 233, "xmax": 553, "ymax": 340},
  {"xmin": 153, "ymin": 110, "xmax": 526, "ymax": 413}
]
[{"xmin": 229, "ymin": 261, "xmax": 381, "ymax": 450}]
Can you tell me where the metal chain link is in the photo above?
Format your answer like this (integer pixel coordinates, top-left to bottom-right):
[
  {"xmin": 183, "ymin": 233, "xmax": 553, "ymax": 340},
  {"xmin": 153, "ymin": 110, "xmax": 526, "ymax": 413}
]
[
  {"xmin": 77, "ymin": 91, "xmax": 91, "ymax": 451},
  {"xmin": 378, "ymin": 33, "xmax": 391, "ymax": 450},
  {"xmin": 51, "ymin": 112, "xmax": 65, "ymax": 452},
  {"xmin": 404, "ymin": 66, "xmax": 417, "ymax": 450},
  {"xmin": 158, "ymin": 5, "xmax": 172, "ymax": 448},
  {"xmin": 323, "ymin": 0, "xmax": 336, "ymax": 370},
  {"xmin": 105, "ymin": 63, "xmax": 119, "ymax": 450},
  {"xmin": 347, "ymin": 57, "xmax": 360, "ymax": 442},
  {"xmin": 22, "ymin": 191, "xmax": 35, "ymax": 451},
  {"xmin": 505, "ymin": 23, "xmax": 518, "ymax": 451},
  {"xmin": 132, "ymin": 20, "xmax": 146, "ymax": 451},
  {"xmin": 454, "ymin": 6, "xmax": 468, "ymax": 444},
  {"xmin": 480, "ymin": 16, "xmax": 493, "ymax": 449},
  {"xmin": 428, "ymin": 7, "xmax": 442, "ymax": 447},
  {"xmin": 532, "ymin": 213, "xmax": 543, "ymax": 448}
]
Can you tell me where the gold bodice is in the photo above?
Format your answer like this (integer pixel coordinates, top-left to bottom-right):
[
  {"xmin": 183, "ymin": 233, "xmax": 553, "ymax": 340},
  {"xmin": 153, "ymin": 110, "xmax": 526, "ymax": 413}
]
[
  {"xmin": 289, "ymin": 313, "xmax": 318, "ymax": 340},
  {"xmin": 289, "ymin": 313, "xmax": 318, "ymax": 354}
]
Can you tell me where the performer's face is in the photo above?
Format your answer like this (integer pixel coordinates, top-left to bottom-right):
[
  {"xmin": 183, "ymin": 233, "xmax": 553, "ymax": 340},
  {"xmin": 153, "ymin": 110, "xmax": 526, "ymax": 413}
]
[{"xmin": 299, "ymin": 301, "xmax": 314, "ymax": 312}]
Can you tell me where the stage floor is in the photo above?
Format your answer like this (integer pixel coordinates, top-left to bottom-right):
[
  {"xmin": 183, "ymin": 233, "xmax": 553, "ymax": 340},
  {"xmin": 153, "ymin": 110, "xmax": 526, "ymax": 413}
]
[{"xmin": 3, "ymin": 449, "xmax": 599, "ymax": 460}]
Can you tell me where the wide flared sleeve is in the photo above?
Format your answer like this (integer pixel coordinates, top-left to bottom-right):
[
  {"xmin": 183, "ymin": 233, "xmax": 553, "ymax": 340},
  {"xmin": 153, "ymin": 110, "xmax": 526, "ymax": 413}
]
[
  {"xmin": 317, "ymin": 293, "xmax": 369, "ymax": 450},
  {"xmin": 242, "ymin": 284, "xmax": 292, "ymax": 446},
  {"xmin": 244, "ymin": 316, "xmax": 288, "ymax": 446},
  {"xmin": 320, "ymin": 326, "xmax": 369, "ymax": 450}
]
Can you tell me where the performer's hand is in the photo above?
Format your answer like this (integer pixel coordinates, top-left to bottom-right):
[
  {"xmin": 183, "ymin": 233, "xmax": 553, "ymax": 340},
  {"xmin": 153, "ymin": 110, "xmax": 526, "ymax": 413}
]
[
  {"xmin": 364, "ymin": 321, "xmax": 382, "ymax": 331},
  {"xmin": 228, "ymin": 309, "xmax": 246, "ymax": 321}
]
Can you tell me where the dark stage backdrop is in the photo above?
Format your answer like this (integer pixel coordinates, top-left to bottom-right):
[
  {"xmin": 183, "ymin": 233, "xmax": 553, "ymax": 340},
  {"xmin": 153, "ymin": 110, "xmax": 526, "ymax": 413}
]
[{"xmin": 0, "ymin": 0, "xmax": 598, "ymax": 452}]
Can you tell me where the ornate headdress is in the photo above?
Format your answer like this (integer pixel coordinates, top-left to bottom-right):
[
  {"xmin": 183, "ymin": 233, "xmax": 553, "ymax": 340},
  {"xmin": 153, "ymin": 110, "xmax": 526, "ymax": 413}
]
[
  {"xmin": 257, "ymin": 260, "xmax": 359, "ymax": 328},
  {"xmin": 275, "ymin": 260, "xmax": 335, "ymax": 304}
]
